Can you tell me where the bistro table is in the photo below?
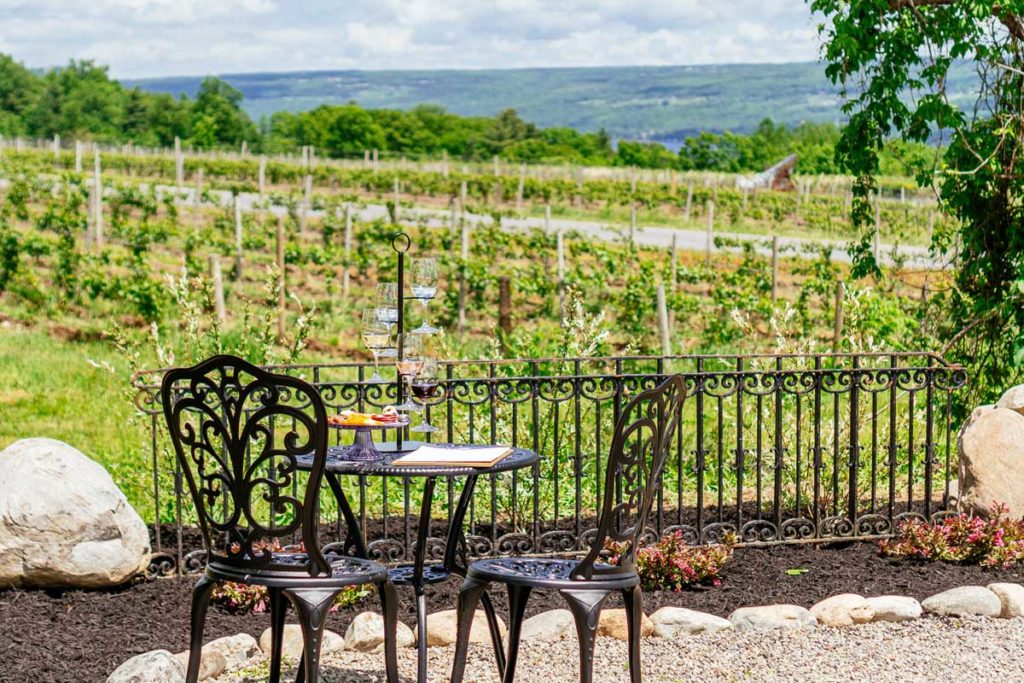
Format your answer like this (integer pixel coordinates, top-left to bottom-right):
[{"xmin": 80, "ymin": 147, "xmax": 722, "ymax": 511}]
[{"xmin": 297, "ymin": 443, "xmax": 539, "ymax": 683}]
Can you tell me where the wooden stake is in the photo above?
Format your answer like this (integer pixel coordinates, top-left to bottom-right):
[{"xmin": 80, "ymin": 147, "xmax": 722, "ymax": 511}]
[
  {"xmin": 771, "ymin": 235, "xmax": 779, "ymax": 302},
  {"xmin": 277, "ymin": 215, "xmax": 286, "ymax": 340},
  {"xmin": 441, "ymin": 149, "xmax": 449, "ymax": 177},
  {"xmin": 300, "ymin": 174, "xmax": 312, "ymax": 236},
  {"xmin": 52, "ymin": 134, "xmax": 60, "ymax": 162},
  {"xmin": 557, "ymin": 225, "xmax": 566, "ymax": 317},
  {"xmin": 234, "ymin": 197, "xmax": 244, "ymax": 281},
  {"xmin": 342, "ymin": 204, "xmax": 352, "ymax": 301},
  {"xmin": 833, "ymin": 280, "xmax": 845, "ymax": 353},
  {"xmin": 258, "ymin": 156, "xmax": 266, "ymax": 198},
  {"xmin": 392, "ymin": 176, "xmax": 400, "ymax": 224},
  {"xmin": 656, "ymin": 282, "xmax": 671, "ymax": 357},
  {"xmin": 544, "ymin": 204, "xmax": 551, "ymax": 234},
  {"xmin": 93, "ymin": 150, "xmax": 103, "ymax": 249},
  {"xmin": 498, "ymin": 276, "xmax": 512, "ymax": 336},
  {"xmin": 669, "ymin": 233, "xmax": 678, "ymax": 329},
  {"xmin": 629, "ymin": 203, "xmax": 637, "ymax": 246},
  {"xmin": 684, "ymin": 184, "xmax": 693, "ymax": 223},
  {"xmin": 372, "ymin": 149, "xmax": 379, "ymax": 173},
  {"xmin": 458, "ymin": 212, "xmax": 470, "ymax": 334},
  {"xmin": 705, "ymin": 200, "xmax": 714, "ymax": 265},
  {"xmin": 174, "ymin": 137, "xmax": 184, "ymax": 186},
  {"xmin": 493, "ymin": 155, "xmax": 500, "ymax": 177},
  {"xmin": 209, "ymin": 254, "xmax": 226, "ymax": 323},
  {"xmin": 516, "ymin": 163, "xmax": 525, "ymax": 212},
  {"xmin": 194, "ymin": 168, "xmax": 203, "ymax": 227},
  {"xmin": 74, "ymin": 140, "xmax": 82, "ymax": 173}
]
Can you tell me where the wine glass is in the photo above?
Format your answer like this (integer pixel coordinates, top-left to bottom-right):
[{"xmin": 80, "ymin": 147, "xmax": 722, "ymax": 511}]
[
  {"xmin": 394, "ymin": 333, "xmax": 424, "ymax": 411},
  {"xmin": 410, "ymin": 258, "xmax": 440, "ymax": 334},
  {"xmin": 409, "ymin": 358, "xmax": 440, "ymax": 433},
  {"xmin": 360, "ymin": 308, "xmax": 393, "ymax": 383},
  {"xmin": 375, "ymin": 282, "xmax": 399, "ymax": 356}
]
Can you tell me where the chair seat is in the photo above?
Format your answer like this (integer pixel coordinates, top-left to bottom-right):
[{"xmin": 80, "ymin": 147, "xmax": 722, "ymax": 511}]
[
  {"xmin": 207, "ymin": 551, "xmax": 388, "ymax": 587},
  {"xmin": 467, "ymin": 557, "xmax": 638, "ymax": 589}
]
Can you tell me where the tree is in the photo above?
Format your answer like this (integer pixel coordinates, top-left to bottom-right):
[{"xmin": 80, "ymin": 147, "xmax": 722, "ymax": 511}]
[
  {"xmin": 810, "ymin": 0, "xmax": 1024, "ymax": 405},
  {"xmin": 0, "ymin": 54, "xmax": 37, "ymax": 136},
  {"xmin": 190, "ymin": 77, "xmax": 256, "ymax": 148}
]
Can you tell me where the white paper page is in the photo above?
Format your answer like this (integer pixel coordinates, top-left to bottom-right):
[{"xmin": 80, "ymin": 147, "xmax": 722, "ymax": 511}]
[{"xmin": 394, "ymin": 445, "xmax": 510, "ymax": 464}]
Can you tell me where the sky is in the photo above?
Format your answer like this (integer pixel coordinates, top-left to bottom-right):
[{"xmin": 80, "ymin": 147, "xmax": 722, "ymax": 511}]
[{"xmin": 0, "ymin": 1, "xmax": 821, "ymax": 79}]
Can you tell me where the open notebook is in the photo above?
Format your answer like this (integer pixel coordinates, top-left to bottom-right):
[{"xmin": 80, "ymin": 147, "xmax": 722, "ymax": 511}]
[{"xmin": 392, "ymin": 445, "xmax": 513, "ymax": 468}]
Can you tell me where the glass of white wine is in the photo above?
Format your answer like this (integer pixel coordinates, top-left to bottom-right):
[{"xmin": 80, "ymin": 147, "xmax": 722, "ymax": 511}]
[{"xmin": 360, "ymin": 308, "xmax": 392, "ymax": 383}]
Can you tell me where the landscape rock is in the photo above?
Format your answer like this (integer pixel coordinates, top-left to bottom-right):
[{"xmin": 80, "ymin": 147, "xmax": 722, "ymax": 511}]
[
  {"xmin": 649, "ymin": 607, "xmax": 733, "ymax": 637},
  {"xmin": 425, "ymin": 609, "xmax": 507, "ymax": 647},
  {"xmin": 258, "ymin": 625, "xmax": 344, "ymax": 659},
  {"xmin": 922, "ymin": 586, "xmax": 1002, "ymax": 618},
  {"xmin": 202, "ymin": 633, "xmax": 259, "ymax": 670},
  {"xmin": 106, "ymin": 650, "xmax": 184, "ymax": 683},
  {"xmin": 0, "ymin": 438, "xmax": 151, "ymax": 588},
  {"xmin": 864, "ymin": 596, "xmax": 922, "ymax": 623},
  {"xmin": 597, "ymin": 608, "xmax": 655, "ymax": 640},
  {"xmin": 996, "ymin": 385, "xmax": 1024, "ymax": 415},
  {"xmin": 728, "ymin": 604, "xmax": 816, "ymax": 632},
  {"xmin": 809, "ymin": 594, "xmax": 875, "ymax": 627},
  {"xmin": 988, "ymin": 583, "xmax": 1024, "ymax": 618},
  {"xmin": 958, "ymin": 407, "xmax": 1024, "ymax": 518},
  {"xmin": 344, "ymin": 611, "xmax": 415, "ymax": 652},
  {"xmin": 172, "ymin": 649, "xmax": 226, "ymax": 681},
  {"xmin": 520, "ymin": 609, "xmax": 576, "ymax": 642}
]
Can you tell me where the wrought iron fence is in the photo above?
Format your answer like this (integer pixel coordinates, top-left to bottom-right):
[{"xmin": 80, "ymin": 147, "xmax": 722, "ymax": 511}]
[{"xmin": 132, "ymin": 352, "xmax": 966, "ymax": 574}]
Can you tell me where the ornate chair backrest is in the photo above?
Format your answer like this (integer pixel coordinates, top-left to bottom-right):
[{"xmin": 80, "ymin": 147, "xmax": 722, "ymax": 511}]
[
  {"xmin": 572, "ymin": 374, "xmax": 686, "ymax": 579},
  {"xmin": 161, "ymin": 355, "xmax": 331, "ymax": 577}
]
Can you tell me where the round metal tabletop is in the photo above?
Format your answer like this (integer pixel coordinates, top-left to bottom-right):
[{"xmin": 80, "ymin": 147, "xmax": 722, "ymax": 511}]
[{"xmin": 296, "ymin": 444, "xmax": 539, "ymax": 477}]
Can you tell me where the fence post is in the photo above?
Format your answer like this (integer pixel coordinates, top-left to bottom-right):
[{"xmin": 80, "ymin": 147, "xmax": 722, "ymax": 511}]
[
  {"xmin": 684, "ymin": 183, "xmax": 693, "ymax": 223},
  {"xmin": 74, "ymin": 139, "xmax": 82, "ymax": 173},
  {"xmin": 174, "ymin": 136, "xmax": 183, "ymax": 186},
  {"xmin": 656, "ymin": 282, "xmax": 671, "ymax": 356},
  {"xmin": 277, "ymin": 215, "xmax": 287, "ymax": 340},
  {"xmin": 193, "ymin": 168, "xmax": 203, "ymax": 228},
  {"xmin": 258, "ymin": 156, "xmax": 266, "ymax": 198},
  {"xmin": 209, "ymin": 254, "xmax": 226, "ymax": 323},
  {"xmin": 705, "ymin": 200, "xmax": 714, "ymax": 265},
  {"xmin": 516, "ymin": 163, "xmax": 525, "ymax": 212},
  {"xmin": 234, "ymin": 197, "xmax": 244, "ymax": 281},
  {"xmin": 771, "ymin": 235, "xmax": 779, "ymax": 302},
  {"xmin": 833, "ymin": 280, "xmax": 845, "ymax": 353},
  {"xmin": 342, "ymin": 204, "xmax": 353, "ymax": 301},
  {"xmin": 93, "ymin": 150, "xmax": 103, "ymax": 249}
]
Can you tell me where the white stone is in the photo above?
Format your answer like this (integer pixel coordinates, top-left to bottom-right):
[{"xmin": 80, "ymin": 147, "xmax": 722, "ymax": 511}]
[
  {"xmin": 258, "ymin": 624, "xmax": 344, "ymax": 659},
  {"xmin": 649, "ymin": 607, "xmax": 733, "ymax": 637},
  {"xmin": 0, "ymin": 438, "xmax": 151, "ymax": 588},
  {"xmin": 203, "ymin": 633, "xmax": 259, "ymax": 670},
  {"xmin": 809, "ymin": 594, "xmax": 875, "ymax": 627},
  {"xmin": 425, "ymin": 609, "xmax": 507, "ymax": 647},
  {"xmin": 728, "ymin": 604, "xmax": 816, "ymax": 632},
  {"xmin": 107, "ymin": 650, "xmax": 184, "ymax": 683},
  {"xmin": 958, "ymin": 408, "xmax": 1024, "ymax": 518},
  {"xmin": 344, "ymin": 611, "xmax": 415, "ymax": 652},
  {"xmin": 864, "ymin": 596, "xmax": 922, "ymax": 623},
  {"xmin": 172, "ymin": 650, "xmax": 226, "ymax": 681},
  {"xmin": 922, "ymin": 586, "xmax": 1002, "ymax": 617},
  {"xmin": 988, "ymin": 583, "xmax": 1024, "ymax": 618},
  {"xmin": 520, "ymin": 609, "xmax": 576, "ymax": 642},
  {"xmin": 996, "ymin": 386, "xmax": 1024, "ymax": 415}
]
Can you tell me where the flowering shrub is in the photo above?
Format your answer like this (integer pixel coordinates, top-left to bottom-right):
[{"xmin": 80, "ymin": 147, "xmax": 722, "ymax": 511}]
[
  {"xmin": 879, "ymin": 503, "xmax": 1024, "ymax": 568},
  {"xmin": 211, "ymin": 582, "xmax": 370, "ymax": 615},
  {"xmin": 606, "ymin": 531, "xmax": 734, "ymax": 591}
]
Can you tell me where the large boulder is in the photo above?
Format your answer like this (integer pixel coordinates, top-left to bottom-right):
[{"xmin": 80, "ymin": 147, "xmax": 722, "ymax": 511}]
[
  {"xmin": 809, "ymin": 594, "xmax": 875, "ymax": 627},
  {"xmin": 649, "ymin": 607, "xmax": 733, "ymax": 637},
  {"xmin": 0, "ymin": 438, "xmax": 151, "ymax": 588},
  {"xmin": 921, "ymin": 586, "xmax": 1002, "ymax": 618},
  {"xmin": 728, "ymin": 604, "xmax": 816, "ymax": 632},
  {"xmin": 958, "ymin": 408, "xmax": 1024, "ymax": 518},
  {"xmin": 107, "ymin": 650, "xmax": 184, "ymax": 683}
]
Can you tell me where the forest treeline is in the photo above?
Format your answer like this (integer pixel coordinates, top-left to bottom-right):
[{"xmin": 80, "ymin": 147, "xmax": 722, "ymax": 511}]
[{"xmin": 0, "ymin": 55, "xmax": 931, "ymax": 176}]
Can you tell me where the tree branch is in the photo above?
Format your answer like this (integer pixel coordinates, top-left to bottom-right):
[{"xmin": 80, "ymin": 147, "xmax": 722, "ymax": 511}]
[{"xmin": 887, "ymin": 0, "xmax": 1024, "ymax": 41}]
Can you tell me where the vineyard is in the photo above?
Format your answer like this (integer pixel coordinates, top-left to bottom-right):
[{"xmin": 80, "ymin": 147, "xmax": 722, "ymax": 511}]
[{"xmin": 0, "ymin": 141, "xmax": 955, "ymax": 521}]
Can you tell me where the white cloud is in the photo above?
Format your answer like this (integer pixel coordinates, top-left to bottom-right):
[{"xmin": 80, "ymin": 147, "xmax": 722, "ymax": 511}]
[{"xmin": 0, "ymin": 1, "xmax": 822, "ymax": 77}]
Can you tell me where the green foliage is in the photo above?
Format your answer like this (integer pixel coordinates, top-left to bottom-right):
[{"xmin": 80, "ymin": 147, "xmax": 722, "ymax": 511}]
[
  {"xmin": 606, "ymin": 531, "xmax": 735, "ymax": 591},
  {"xmin": 811, "ymin": 0, "xmax": 1024, "ymax": 408},
  {"xmin": 880, "ymin": 504, "xmax": 1024, "ymax": 569}
]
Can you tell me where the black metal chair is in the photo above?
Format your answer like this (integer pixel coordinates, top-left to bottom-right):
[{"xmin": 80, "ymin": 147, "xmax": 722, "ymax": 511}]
[
  {"xmin": 161, "ymin": 355, "xmax": 399, "ymax": 683},
  {"xmin": 449, "ymin": 374, "xmax": 686, "ymax": 683}
]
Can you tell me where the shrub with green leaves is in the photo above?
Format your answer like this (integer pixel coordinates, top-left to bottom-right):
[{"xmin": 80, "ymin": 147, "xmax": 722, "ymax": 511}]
[{"xmin": 607, "ymin": 531, "xmax": 734, "ymax": 591}]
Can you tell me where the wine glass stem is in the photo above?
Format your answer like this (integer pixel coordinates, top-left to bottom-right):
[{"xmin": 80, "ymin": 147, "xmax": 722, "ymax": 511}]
[
  {"xmin": 420, "ymin": 299, "xmax": 430, "ymax": 328},
  {"xmin": 372, "ymin": 351, "xmax": 380, "ymax": 377}
]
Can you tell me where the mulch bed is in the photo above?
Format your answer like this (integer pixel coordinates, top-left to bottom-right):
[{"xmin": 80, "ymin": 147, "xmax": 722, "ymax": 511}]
[{"xmin": 4, "ymin": 541, "xmax": 1024, "ymax": 683}]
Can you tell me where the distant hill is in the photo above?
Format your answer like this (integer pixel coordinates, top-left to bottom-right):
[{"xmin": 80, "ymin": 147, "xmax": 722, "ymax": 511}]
[{"xmin": 125, "ymin": 62, "xmax": 977, "ymax": 144}]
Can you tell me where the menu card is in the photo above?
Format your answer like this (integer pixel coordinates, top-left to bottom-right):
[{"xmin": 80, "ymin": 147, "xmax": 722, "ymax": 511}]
[{"xmin": 392, "ymin": 445, "xmax": 513, "ymax": 468}]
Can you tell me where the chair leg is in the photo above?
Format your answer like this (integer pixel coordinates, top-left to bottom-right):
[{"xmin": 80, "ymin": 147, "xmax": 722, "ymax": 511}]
[
  {"xmin": 502, "ymin": 584, "xmax": 532, "ymax": 683},
  {"xmin": 560, "ymin": 588, "xmax": 610, "ymax": 683},
  {"xmin": 283, "ymin": 588, "xmax": 338, "ymax": 683},
  {"xmin": 377, "ymin": 581, "xmax": 399, "ymax": 683},
  {"xmin": 449, "ymin": 576, "xmax": 489, "ymax": 683},
  {"xmin": 623, "ymin": 585, "xmax": 643, "ymax": 683},
  {"xmin": 480, "ymin": 590, "xmax": 507, "ymax": 677},
  {"xmin": 267, "ymin": 588, "xmax": 288, "ymax": 683},
  {"xmin": 185, "ymin": 575, "xmax": 216, "ymax": 683}
]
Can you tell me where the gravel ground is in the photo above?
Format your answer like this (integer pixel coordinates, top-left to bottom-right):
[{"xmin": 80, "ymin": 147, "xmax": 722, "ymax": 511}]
[{"xmin": 215, "ymin": 616, "xmax": 1024, "ymax": 683}]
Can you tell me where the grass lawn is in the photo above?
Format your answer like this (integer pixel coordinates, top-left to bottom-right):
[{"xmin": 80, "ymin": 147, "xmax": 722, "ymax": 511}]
[{"xmin": 0, "ymin": 326, "xmax": 154, "ymax": 515}]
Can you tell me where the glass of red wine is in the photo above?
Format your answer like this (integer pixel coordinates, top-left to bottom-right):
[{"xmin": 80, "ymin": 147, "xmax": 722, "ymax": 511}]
[{"xmin": 409, "ymin": 358, "xmax": 440, "ymax": 433}]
